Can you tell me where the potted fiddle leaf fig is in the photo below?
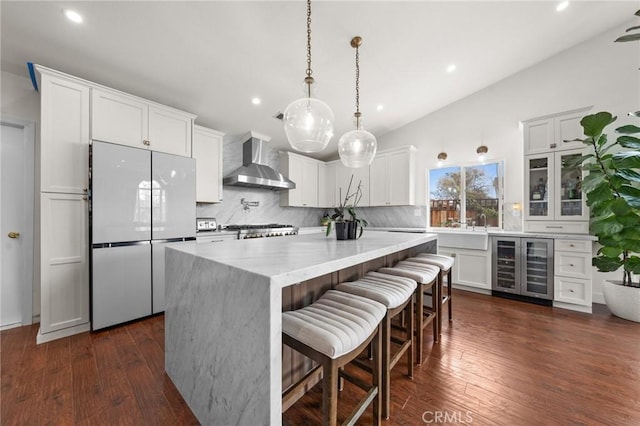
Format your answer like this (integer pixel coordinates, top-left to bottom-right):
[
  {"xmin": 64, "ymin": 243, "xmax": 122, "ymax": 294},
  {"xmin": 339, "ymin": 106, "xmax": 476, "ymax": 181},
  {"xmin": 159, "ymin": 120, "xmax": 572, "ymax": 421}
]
[{"xmin": 571, "ymin": 111, "xmax": 640, "ymax": 322}]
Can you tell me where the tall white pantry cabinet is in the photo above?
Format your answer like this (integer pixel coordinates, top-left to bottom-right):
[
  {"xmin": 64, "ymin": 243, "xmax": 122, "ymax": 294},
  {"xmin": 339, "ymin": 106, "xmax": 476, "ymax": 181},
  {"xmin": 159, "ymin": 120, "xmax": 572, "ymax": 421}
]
[{"xmin": 37, "ymin": 68, "xmax": 91, "ymax": 342}]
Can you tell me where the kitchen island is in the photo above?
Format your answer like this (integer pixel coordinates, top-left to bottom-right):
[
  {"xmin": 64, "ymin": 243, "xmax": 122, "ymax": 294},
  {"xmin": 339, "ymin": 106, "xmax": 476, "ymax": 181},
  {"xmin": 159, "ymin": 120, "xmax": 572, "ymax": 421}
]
[{"xmin": 165, "ymin": 231, "xmax": 437, "ymax": 425}]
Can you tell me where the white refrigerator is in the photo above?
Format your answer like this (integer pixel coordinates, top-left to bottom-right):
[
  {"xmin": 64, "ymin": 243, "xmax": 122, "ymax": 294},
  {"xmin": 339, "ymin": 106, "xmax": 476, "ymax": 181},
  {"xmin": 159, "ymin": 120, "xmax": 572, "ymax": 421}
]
[{"xmin": 91, "ymin": 141, "xmax": 196, "ymax": 330}]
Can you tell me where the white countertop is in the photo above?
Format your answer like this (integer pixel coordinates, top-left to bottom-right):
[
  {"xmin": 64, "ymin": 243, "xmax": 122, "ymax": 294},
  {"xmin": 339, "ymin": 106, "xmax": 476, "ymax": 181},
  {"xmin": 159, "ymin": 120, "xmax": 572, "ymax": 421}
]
[{"xmin": 171, "ymin": 231, "xmax": 437, "ymax": 288}]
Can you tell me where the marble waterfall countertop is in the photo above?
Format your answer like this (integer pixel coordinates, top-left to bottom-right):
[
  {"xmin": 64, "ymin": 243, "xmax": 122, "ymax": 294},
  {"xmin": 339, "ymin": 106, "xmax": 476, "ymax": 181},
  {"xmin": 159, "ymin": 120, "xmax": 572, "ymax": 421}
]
[
  {"xmin": 170, "ymin": 231, "xmax": 437, "ymax": 289},
  {"xmin": 165, "ymin": 231, "xmax": 437, "ymax": 425}
]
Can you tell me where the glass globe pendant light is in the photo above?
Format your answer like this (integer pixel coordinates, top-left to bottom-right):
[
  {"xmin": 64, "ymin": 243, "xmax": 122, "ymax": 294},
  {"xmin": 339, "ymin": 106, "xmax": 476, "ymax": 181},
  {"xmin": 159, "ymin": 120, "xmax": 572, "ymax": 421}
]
[
  {"xmin": 283, "ymin": 0, "xmax": 334, "ymax": 153},
  {"xmin": 339, "ymin": 36, "xmax": 377, "ymax": 168}
]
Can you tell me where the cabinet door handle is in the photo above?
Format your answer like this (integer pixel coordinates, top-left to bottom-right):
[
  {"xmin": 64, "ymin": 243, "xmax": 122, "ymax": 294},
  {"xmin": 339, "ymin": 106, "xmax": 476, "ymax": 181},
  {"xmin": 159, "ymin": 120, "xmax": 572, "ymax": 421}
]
[
  {"xmin": 143, "ymin": 140, "xmax": 150, "ymax": 146},
  {"xmin": 569, "ymin": 264, "xmax": 574, "ymax": 267},
  {"xmin": 83, "ymin": 188, "xmax": 88, "ymax": 192},
  {"xmin": 569, "ymin": 244, "xmax": 575, "ymax": 247},
  {"xmin": 569, "ymin": 289, "xmax": 575, "ymax": 293},
  {"xmin": 82, "ymin": 196, "xmax": 88, "ymax": 201},
  {"xmin": 550, "ymin": 143, "xmax": 557, "ymax": 149},
  {"xmin": 8, "ymin": 231, "xmax": 20, "ymax": 239}
]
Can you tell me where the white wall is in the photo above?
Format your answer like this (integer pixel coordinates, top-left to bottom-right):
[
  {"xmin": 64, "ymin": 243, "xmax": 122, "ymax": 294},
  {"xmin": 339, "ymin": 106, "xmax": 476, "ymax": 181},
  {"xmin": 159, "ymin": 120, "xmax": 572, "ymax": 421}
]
[
  {"xmin": 377, "ymin": 23, "xmax": 639, "ymax": 304},
  {"xmin": 1, "ymin": 70, "xmax": 41, "ymax": 318},
  {"xmin": 377, "ymin": 22, "xmax": 639, "ymax": 231}
]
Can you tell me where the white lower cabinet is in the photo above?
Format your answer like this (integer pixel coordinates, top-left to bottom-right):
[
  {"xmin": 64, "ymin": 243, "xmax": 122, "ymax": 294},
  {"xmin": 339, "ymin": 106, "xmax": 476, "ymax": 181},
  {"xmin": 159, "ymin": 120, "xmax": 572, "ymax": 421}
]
[
  {"xmin": 39, "ymin": 193, "xmax": 89, "ymax": 339},
  {"xmin": 438, "ymin": 246, "xmax": 491, "ymax": 291},
  {"xmin": 553, "ymin": 238, "xmax": 592, "ymax": 312}
]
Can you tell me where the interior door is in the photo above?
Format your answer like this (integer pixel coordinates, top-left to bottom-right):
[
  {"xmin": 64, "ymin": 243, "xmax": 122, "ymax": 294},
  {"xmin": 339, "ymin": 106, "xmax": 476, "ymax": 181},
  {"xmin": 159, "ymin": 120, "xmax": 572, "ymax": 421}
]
[
  {"xmin": 1, "ymin": 122, "xmax": 34, "ymax": 328},
  {"xmin": 151, "ymin": 152, "xmax": 196, "ymax": 240}
]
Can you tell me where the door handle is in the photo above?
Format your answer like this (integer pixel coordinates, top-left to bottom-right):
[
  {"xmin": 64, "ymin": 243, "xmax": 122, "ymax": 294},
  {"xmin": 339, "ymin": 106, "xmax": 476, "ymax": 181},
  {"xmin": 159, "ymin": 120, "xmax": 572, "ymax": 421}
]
[{"xmin": 8, "ymin": 231, "xmax": 20, "ymax": 239}]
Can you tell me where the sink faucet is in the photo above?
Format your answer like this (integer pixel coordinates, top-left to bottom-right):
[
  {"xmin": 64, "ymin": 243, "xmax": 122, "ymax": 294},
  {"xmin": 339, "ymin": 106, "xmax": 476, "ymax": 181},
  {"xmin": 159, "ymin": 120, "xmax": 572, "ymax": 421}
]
[{"xmin": 480, "ymin": 213, "xmax": 487, "ymax": 230}]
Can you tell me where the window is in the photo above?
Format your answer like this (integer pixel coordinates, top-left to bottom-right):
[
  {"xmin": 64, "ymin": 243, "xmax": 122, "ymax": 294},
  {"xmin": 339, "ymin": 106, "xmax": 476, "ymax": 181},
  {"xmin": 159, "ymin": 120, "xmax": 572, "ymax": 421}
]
[{"xmin": 429, "ymin": 162, "xmax": 503, "ymax": 228}]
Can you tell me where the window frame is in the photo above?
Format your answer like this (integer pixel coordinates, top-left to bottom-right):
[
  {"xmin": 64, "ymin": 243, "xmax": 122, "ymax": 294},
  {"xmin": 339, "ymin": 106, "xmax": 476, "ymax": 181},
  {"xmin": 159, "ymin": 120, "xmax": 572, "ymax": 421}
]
[{"xmin": 427, "ymin": 159, "xmax": 504, "ymax": 229}]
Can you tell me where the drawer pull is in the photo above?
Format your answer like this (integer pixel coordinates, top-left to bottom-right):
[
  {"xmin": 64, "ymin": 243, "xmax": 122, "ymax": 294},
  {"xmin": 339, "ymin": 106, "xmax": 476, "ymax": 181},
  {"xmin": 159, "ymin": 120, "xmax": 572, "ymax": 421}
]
[
  {"xmin": 570, "ymin": 264, "xmax": 574, "ymax": 267},
  {"xmin": 546, "ymin": 226, "xmax": 563, "ymax": 229},
  {"xmin": 569, "ymin": 244, "xmax": 575, "ymax": 247},
  {"xmin": 569, "ymin": 289, "xmax": 575, "ymax": 293}
]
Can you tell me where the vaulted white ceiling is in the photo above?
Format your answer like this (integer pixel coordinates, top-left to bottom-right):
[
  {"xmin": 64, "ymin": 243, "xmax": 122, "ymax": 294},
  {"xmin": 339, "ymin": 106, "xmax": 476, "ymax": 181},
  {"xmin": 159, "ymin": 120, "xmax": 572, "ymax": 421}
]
[{"xmin": 1, "ymin": 1, "xmax": 634, "ymax": 159}]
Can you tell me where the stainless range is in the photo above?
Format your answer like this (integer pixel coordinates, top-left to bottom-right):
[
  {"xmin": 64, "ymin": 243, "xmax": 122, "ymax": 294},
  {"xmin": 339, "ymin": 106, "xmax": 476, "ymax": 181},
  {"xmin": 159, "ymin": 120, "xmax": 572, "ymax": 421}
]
[{"xmin": 223, "ymin": 224, "xmax": 299, "ymax": 239}]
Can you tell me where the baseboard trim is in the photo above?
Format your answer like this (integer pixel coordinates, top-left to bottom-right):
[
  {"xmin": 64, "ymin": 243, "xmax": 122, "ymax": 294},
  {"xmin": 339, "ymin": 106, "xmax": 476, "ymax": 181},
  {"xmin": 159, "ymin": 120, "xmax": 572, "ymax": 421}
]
[
  {"xmin": 36, "ymin": 322, "xmax": 91, "ymax": 344},
  {"xmin": 0, "ymin": 322, "xmax": 24, "ymax": 331},
  {"xmin": 592, "ymin": 292, "xmax": 604, "ymax": 305},
  {"xmin": 451, "ymin": 284, "xmax": 491, "ymax": 296},
  {"xmin": 553, "ymin": 301, "xmax": 593, "ymax": 314}
]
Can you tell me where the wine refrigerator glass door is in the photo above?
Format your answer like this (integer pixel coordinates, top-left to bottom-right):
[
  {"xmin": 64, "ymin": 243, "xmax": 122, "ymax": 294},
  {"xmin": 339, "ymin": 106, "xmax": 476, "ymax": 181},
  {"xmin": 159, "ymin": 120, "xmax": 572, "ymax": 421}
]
[
  {"xmin": 492, "ymin": 237, "xmax": 520, "ymax": 294},
  {"xmin": 521, "ymin": 238, "xmax": 554, "ymax": 299}
]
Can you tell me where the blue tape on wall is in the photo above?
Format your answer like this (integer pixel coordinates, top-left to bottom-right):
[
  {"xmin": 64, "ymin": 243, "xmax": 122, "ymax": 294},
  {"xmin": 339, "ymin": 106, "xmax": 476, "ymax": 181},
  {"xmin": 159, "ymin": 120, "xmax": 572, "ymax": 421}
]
[{"xmin": 27, "ymin": 62, "xmax": 38, "ymax": 92}]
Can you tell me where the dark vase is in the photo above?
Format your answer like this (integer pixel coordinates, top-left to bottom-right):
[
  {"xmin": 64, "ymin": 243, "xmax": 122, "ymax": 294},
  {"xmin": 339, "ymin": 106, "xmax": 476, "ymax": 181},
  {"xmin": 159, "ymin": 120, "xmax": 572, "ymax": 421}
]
[
  {"xmin": 348, "ymin": 221, "xmax": 357, "ymax": 239},
  {"xmin": 335, "ymin": 222, "xmax": 349, "ymax": 240}
]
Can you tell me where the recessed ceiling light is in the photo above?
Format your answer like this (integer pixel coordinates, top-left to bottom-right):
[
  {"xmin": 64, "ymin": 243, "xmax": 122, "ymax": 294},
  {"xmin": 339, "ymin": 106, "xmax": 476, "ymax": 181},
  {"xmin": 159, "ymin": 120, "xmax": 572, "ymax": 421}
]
[
  {"xmin": 447, "ymin": 64, "xmax": 457, "ymax": 73},
  {"xmin": 251, "ymin": 97, "xmax": 261, "ymax": 105},
  {"xmin": 376, "ymin": 104, "xmax": 384, "ymax": 111},
  {"xmin": 556, "ymin": 1, "xmax": 569, "ymax": 12},
  {"xmin": 63, "ymin": 9, "xmax": 83, "ymax": 24}
]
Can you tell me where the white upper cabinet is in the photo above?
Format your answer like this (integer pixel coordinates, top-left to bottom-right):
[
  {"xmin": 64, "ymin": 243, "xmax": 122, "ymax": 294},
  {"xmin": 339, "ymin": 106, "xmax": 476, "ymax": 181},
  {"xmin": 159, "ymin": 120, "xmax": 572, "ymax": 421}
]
[
  {"xmin": 369, "ymin": 146, "xmax": 416, "ymax": 206},
  {"xmin": 91, "ymin": 89, "xmax": 148, "ymax": 148},
  {"xmin": 280, "ymin": 152, "xmax": 319, "ymax": 207},
  {"xmin": 148, "ymin": 105, "xmax": 193, "ymax": 157},
  {"xmin": 39, "ymin": 72, "xmax": 90, "ymax": 194},
  {"xmin": 369, "ymin": 155, "xmax": 388, "ymax": 206},
  {"xmin": 91, "ymin": 88, "xmax": 195, "ymax": 157},
  {"xmin": 322, "ymin": 162, "xmax": 338, "ymax": 208},
  {"xmin": 336, "ymin": 161, "xmax": 370, "ymax": 207},
  {"xmin": 523, "ymin": 107, "xmax": 591, "ymax": 155},
  {"xmin": 192, "ymin": 125, "xmax": 224, "ymax": 203}
]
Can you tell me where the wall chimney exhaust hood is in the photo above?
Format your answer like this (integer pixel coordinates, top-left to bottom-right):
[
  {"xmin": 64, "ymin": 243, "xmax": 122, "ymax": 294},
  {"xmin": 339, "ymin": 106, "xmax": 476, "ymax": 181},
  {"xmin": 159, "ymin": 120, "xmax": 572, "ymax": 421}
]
[{"xmin": 223, "ymin": 132, "xmax": 296, "ymax": 191}]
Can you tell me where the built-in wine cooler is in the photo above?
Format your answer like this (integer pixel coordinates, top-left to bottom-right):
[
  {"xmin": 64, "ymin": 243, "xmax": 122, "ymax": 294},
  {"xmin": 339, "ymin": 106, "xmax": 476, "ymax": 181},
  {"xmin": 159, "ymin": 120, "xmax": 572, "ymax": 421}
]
[{"xmin": 492, "ymin": 237, "xmax": 554, "ymax": 301}]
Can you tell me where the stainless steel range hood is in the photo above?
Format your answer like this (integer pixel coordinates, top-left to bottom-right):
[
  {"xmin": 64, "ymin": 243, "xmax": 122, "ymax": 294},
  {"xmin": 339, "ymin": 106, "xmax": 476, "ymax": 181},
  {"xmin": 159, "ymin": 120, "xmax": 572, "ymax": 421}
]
[{"xmin": 223, "ymin": 132, "xmax": 296, "ymax": 191}]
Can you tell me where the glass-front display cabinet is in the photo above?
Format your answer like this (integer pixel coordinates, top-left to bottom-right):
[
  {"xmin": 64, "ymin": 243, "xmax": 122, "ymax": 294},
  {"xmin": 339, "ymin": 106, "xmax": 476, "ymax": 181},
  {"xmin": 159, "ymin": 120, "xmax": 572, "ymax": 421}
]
[{"xmin": 524, "ymin": 148, "xmax": 588, "ymax": 222}]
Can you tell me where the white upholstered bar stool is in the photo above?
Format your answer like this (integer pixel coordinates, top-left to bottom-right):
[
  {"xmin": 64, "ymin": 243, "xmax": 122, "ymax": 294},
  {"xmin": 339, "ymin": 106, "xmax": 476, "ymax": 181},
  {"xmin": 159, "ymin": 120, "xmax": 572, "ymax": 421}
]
[
  {"xmin": 409, "ymin": 254, "xmax": 455, "ymax": 335},
  {"xmin": 378, "ymin": 262, "xmax": 440, "ymax": 364},
  {"xmin": 335, "ymin": 272, "xmax": 416, "ymax": 419},
  {"xmin": 282, "ymin": 290, "xmax": 386, "ymax": 426}
]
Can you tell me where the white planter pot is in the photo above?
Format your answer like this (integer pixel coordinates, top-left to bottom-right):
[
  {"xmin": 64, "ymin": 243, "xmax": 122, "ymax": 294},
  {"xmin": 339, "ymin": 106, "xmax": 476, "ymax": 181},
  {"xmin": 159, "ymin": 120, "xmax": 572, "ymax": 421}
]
[{"xmin": 602, "ymin": 280, "xmax": 640, "ymax": 323}]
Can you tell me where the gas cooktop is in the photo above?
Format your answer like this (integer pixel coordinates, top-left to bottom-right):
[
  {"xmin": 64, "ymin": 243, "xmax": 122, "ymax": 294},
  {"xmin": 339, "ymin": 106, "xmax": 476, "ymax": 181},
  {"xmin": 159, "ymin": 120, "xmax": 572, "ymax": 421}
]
[
  {"xmin": 224, "ymin": 224, "xmax": 295, "ymax": 230},
  {"xmin": 222, "ymin": 224, "xmax": 299, "ymax": 239}
]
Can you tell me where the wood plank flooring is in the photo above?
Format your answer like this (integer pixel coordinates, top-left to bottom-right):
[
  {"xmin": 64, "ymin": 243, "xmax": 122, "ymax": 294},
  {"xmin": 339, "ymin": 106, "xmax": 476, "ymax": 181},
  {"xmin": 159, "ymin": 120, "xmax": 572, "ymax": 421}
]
[{"xmin": 2, "ymin": 289, "xmax": 639, "ymax": 425}]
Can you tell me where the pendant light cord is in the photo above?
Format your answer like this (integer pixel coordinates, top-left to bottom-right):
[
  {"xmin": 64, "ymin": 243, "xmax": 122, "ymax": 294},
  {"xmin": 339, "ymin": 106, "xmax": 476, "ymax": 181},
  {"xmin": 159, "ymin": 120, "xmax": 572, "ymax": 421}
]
[
  {"xmin": 305, "ymin": 0, "xmax": 313, "ymax": 97},
  {"xmin": 354, "ymin": 39, "xmax": 361, "ymax": 128}
]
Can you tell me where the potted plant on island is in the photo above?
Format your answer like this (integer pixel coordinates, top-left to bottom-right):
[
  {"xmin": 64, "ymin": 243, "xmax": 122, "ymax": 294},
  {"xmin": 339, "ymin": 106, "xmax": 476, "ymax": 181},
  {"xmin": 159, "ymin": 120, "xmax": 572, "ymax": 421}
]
[
  {"xmin": 571, "ymin": 111, "xmax": 640, "ymax": 322},
  {"xmin": 326, "ymin": 175, "xmax": 368, "ymax": 240},
  {"xmin": 347, "ymin": 181, "xmax": 368, "ymax": 239}
]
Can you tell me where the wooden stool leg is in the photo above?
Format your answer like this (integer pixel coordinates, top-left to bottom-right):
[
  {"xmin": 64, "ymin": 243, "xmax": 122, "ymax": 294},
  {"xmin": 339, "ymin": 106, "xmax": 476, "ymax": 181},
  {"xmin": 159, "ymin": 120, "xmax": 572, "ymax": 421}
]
[
  {"xmin": 447, "ymin": 269, "xmax": 453, "ymax": 321},
  {"xmin": 438, "ymin": 273, "xmax": 444, "ymax": 337},
  {"xmin": 372, "ymin": 324, "xmax": 382, "ymax": 426},
  {"xmin": 322, "ymin": 361, "xmax": 339, "ymax": 426},
  {"xmin": 382, "ymin": 315, "xmax": 391, "ymax": 419},
  {"xmin": 415, "ymin": 286, "xmax": 424, "ymax": 364},
  {"xmin": 407, "ymin": 295, "xmax": 414, "ymax": 378},
  {"xmin": 432, "ymin": 283, "xmax": 439, "ymax": 343}
]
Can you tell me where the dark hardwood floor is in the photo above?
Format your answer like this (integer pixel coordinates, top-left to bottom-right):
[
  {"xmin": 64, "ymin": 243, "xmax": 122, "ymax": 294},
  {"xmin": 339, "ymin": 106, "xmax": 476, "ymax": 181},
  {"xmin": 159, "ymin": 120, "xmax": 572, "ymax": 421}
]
[{"xmin": 2, "ymin": 289, "xmax": 639, "ymax": 425}]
